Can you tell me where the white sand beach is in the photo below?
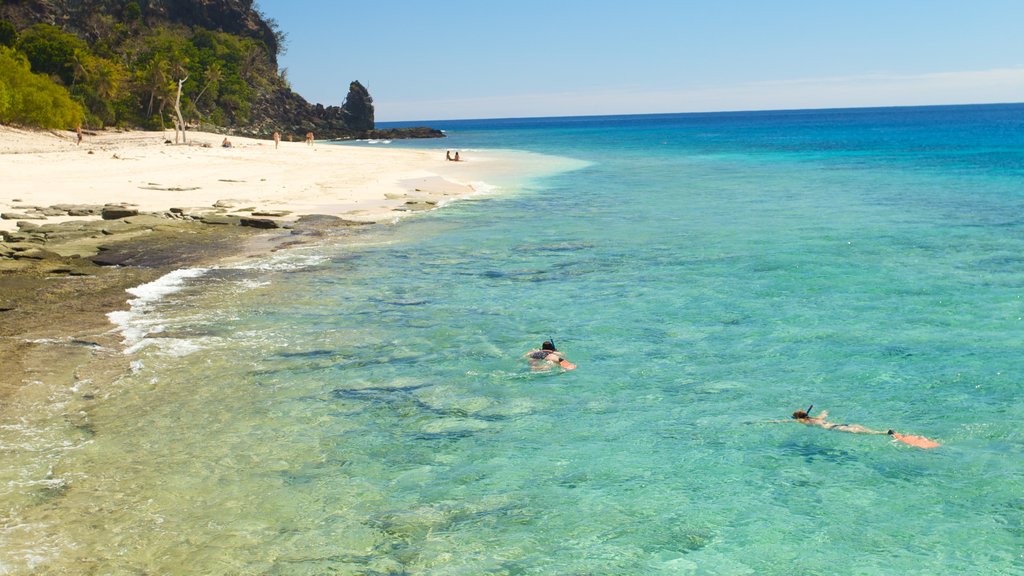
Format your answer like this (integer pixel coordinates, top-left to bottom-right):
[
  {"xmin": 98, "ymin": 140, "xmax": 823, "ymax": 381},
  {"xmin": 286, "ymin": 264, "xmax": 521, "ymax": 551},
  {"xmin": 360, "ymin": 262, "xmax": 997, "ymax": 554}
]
[{"xmin": 0, "ymin": 126, "xmax": 474, "ymax": 232}]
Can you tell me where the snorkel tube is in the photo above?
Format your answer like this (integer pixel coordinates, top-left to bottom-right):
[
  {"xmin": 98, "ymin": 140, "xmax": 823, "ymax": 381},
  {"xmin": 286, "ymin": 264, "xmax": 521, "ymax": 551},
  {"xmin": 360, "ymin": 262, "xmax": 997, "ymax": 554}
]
[{"xmin": 549, "ymin": 336, "xmax": 576, "ymax": 370}]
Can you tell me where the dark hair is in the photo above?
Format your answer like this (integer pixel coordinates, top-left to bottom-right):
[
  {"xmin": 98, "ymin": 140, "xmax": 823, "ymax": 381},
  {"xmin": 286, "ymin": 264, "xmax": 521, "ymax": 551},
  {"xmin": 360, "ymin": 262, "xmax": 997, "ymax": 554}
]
[
  {"xmin": 542, "ymin": 340, "xmax": 556, "ymax": 351},
  {"xmin": 792, "ymin": 410, "xmax": 809, "ymax": 419}
]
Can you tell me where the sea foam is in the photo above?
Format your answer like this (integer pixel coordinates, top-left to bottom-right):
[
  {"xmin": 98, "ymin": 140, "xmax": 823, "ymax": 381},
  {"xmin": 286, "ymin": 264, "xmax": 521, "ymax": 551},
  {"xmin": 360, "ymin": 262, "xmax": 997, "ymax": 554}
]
[{"xmin": 108, "ymin": 268, "xmax": 209, "ymax": 354}]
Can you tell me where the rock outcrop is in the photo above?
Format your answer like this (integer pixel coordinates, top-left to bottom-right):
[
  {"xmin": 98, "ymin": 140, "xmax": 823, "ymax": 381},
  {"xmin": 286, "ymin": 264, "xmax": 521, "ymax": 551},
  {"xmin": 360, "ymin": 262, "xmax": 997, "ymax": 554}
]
[{"xmin": 245, "ymin": 81, "xmax": 443, "ymax": 141}]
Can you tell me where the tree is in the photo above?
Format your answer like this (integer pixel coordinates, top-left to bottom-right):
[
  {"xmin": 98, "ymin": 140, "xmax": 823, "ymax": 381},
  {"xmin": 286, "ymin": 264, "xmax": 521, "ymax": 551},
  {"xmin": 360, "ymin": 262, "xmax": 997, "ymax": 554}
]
[
  {"xmin": 0, "ymin": 46, "xmax": 84, "ymax": 128},
  {"xmin": 193, "ymin": 62, "xmax": 222, "ymax": 108},
  {"xmin": 16, "ymin": 24, "xmax": 87, "ymax": 85},
  {"xmin": 0, "ymin": 20, "xmax": 16, "ymax": 48}
]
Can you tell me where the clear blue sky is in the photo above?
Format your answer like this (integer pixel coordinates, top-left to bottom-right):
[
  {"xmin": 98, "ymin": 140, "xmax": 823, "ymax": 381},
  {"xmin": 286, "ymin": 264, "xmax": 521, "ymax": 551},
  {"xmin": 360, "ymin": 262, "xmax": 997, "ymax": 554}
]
[{"xmin": 257, "ymin": 0, "xmax": 1024, "ymax": 122}]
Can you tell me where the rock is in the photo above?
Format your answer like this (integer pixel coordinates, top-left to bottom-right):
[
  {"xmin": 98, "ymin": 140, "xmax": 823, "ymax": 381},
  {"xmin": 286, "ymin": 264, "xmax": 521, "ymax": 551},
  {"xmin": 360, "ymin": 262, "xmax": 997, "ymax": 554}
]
[
  {"xmin": 239, "ymin": 217, "xmax": 281, "ymax": 229},
  {"xmin": 1, "ymin": 212, "xmax": 46, "ymax": 220},
  {"xmin": 170, "ymin": 207, "xmax": 219, "ymax": 219},
  {"xmin": 251, "ymin": 210, "xmax": 291, "ymax": 217},
  {"xmin": 289, "ymin": 214, "xmax": 372, "ymax": 236},
  {"xmin": 42, "ymin": 229, "xmax": 100, "ymax": 243},
  {"xmin": 293, "ymin": 214, "xmax": 368, "ymax": 227},
  {"xmin": 397, "ymin": 201, "xmax": 436, "ymax": 212},
  {"xmin": 341, "ymin": 81, "xmax": 374, "ymax": 133},
  {"xmin": 101, "ymin": 206, "xmax": 139, "ymax": 220},
  {"xmin": 12, "ymin": 247, "xmax": 64, "ymax": 260},
  {"xmin": 200, "ymin": 215, "xmax": 242, "ymax": 226},
  {"xmin": 53, "ymin": 204, "xmax": 104, "ymax": 216},
  {"xmin": 123, "ymin": 214, "xmax": 171, "ymax": 227}
]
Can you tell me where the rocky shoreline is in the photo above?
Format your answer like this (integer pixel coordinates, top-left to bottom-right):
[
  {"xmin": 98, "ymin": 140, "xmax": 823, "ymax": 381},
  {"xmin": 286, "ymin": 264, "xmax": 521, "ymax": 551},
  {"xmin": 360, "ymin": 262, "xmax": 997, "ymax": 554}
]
[
  {"xmin": 0, "ymin": 126, "xmax": 484, "ymax": 415},
  {"xmin": 0, "ymin": 208, "xmax": 376, "ymax": 406}
]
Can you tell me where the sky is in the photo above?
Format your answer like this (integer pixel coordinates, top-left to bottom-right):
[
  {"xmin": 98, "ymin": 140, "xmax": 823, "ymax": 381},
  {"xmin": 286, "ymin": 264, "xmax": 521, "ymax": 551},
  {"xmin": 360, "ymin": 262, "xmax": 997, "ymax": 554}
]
[{"xmin": 257, "ymin": 0, "xmax": 1024, "ymax": 122}]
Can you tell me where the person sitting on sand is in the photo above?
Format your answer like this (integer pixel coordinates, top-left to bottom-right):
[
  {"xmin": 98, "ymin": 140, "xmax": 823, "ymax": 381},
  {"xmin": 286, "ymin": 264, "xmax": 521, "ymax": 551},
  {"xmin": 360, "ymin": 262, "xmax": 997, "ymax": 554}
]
[
  {"xmin": 524, "ymin": 340, "xmax": 576, "ymax": 371},
  {"xmin": 222, "ymin": 137, "xmax": 232, "ymax": 148},
  {"xmin": 446, "ymin": 150, "xmax": 453, "ymax": 161},
  {"xmin": 781, "ymin": 405, "xmax": 941, "ymax": 448},
  {"xmin": 454, "ymin": 151, "xmax": 461, "ymax": 161}
]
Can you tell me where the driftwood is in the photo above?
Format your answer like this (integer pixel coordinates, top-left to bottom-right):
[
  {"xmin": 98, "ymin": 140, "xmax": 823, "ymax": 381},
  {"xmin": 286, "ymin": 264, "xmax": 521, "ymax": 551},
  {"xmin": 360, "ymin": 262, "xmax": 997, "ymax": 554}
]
[{"xmin": 173, "ymin": 76, "xmax": 189, "ymax": 144}]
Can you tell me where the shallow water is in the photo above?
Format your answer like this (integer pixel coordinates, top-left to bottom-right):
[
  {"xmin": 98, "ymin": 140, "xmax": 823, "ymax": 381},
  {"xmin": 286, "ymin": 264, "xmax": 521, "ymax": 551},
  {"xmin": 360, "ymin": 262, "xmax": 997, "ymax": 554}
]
[{"xmin": 3, "ymin": 105, "xmax": 1024, "ymax": 574}]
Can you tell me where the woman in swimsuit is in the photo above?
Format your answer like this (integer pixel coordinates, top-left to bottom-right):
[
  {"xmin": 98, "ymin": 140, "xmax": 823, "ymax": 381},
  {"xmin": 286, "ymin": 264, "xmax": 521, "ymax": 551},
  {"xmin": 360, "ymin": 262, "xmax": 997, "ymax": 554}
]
[
  {"xmin": 523, "ymin": 340, "xmax": 576, "ymax": 371},
  {"xmin": 784, "ymin": 405, "xmax": 941, "ymax": 448},
  {"xmin": 790, "ymin": 406, "xmax": 886, "ymax": 434}
]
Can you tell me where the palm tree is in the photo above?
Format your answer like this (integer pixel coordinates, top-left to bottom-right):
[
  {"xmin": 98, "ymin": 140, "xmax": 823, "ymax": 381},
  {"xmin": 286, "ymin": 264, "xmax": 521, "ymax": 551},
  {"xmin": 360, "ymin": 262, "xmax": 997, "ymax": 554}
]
[
  {"xmin": 93, "ymin": 60, "xmax": 121, "ymax": 101},
  {"xmin": 194, "ymin": 62, "xmax": 222, "ymax": 108},
  {"xmin": 69, "ymin": 49, "xmax": 88, "ymax": 90}
]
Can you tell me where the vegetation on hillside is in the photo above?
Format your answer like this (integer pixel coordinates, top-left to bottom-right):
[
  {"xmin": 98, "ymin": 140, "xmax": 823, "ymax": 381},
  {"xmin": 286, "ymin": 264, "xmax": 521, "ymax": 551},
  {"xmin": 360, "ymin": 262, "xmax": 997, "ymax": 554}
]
[
  {"xmin": 0, "ymin": 45, "xmax": 84, "ymax": 128},
  {"xmin": 0, "ymin": 1, "xmax": 284, "ymax": 130}
]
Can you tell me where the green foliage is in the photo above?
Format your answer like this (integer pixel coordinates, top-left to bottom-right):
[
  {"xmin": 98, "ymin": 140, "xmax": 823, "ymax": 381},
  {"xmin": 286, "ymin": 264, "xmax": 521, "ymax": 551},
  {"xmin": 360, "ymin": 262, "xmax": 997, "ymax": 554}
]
[
  {"xmin": 123, "ymin": 2, "xmax": 142, "ymax": 23},
  {"xmin": 2, "ymin": 12, "xmax": 283, "ymax": 130},
  {"xmin": 16, "ymin": 24, "xmax": 87, "ymax": 85},
  {"xmin": 0, "ymin": 19, "xmax": 16, "ymax": 48},
  {"xmin": 0, "ymin": 46, "xmax": 84, "ymax": 128}
]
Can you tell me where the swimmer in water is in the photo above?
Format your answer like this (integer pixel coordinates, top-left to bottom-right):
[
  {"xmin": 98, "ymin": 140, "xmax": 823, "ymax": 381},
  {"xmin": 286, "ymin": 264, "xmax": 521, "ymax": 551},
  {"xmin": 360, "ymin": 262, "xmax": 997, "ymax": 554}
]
[
  {"xmin": 780, "ymin": 405, "xmax": 941, "ymax": 448},
  {"xmin": 523, "ymin": 340, "xmax": 576, "ymax": 371}
]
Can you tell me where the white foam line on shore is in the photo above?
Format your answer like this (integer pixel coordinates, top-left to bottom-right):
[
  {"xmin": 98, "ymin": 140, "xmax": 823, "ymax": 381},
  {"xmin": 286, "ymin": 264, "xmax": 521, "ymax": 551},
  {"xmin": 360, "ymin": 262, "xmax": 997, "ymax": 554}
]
[{"xmin": 107, "ymin": 268, "xmax": 209, "ymax": 354}]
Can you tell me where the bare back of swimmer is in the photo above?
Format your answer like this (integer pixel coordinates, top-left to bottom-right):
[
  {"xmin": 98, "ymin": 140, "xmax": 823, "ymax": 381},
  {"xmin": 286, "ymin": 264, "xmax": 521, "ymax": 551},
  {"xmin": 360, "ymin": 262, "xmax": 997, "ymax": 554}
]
[
  {"xmin": 789, "ymin": 406, "xmax": 887, "ymax": 435},
  {"xmin": 779, "ymin": 405, "xmax": 941, "ymax": 449},
  {"xmin": 523, "ymin": 340, "xmax": 576, "ymax": 371}
]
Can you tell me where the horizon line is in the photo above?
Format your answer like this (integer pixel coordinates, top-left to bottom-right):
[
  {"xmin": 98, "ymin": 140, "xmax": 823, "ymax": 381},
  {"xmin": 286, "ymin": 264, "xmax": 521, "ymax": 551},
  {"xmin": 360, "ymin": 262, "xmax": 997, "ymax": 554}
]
[{"xmin": 375, "ymin": 100, "xmax": 1024, "ymax": 126}]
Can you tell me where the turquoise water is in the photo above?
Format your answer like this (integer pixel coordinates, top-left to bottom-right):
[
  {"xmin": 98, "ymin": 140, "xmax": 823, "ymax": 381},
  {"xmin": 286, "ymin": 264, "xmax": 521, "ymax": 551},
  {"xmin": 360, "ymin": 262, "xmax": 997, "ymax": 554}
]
[{"xmin": 3, "ymin": 104, "xmax": 1024, "ymax": 574}]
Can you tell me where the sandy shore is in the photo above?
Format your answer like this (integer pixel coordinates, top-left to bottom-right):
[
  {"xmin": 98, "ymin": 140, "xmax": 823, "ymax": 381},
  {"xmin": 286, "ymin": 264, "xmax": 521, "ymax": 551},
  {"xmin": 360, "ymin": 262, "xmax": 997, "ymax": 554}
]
[
  {"xmin": 0, "ymin": 126, "xmax": 475, "ymax": 232},
  {"xmin": 0, "ymin": 126, "xmax": 474, "ymax": 406}
]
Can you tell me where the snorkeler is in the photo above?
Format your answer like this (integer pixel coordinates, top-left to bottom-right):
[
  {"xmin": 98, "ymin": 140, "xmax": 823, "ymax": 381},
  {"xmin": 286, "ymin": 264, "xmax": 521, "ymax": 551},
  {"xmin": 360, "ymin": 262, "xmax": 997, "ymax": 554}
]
[
  {"xmin": 788, "ymin": 405, "xmax": 887, "ymax": 435},
  {"xmin": 782, "ymin": 405, "xmax": 941, "ymax": 449},
  {"xmin": 524, "ymin": 340, "xmax": 576, "ymax": 371}
]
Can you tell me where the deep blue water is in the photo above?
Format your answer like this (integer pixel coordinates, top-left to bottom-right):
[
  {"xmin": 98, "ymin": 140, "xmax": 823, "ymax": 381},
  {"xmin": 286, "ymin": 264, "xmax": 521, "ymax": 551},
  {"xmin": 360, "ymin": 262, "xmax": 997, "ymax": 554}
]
[{"xmin": 4, "ymin": 104, "xmax": 1024, "ymax": 574}]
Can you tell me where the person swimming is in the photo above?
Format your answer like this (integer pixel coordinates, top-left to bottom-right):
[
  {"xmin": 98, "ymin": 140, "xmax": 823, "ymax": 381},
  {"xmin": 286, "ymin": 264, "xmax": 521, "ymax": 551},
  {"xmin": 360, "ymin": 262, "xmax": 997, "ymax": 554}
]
[
  {"xmin": 782, "ymin": 405, "xmax": 941, "ymax": 449},
  {"xmin": 523, "ymin": 340, "xmax": 576, "ymax": 371},
  {"xmin": 790, "ymin": 405, "xmax": 887, "ymax": 435}
]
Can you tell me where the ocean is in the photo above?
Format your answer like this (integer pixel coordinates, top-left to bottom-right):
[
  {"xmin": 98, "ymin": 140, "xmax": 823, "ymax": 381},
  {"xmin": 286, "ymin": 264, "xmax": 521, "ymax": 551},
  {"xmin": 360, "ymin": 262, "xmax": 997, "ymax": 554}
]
[{"xmin": 3, "ymin": 104, "xmax": 1024, "ymax": 574}]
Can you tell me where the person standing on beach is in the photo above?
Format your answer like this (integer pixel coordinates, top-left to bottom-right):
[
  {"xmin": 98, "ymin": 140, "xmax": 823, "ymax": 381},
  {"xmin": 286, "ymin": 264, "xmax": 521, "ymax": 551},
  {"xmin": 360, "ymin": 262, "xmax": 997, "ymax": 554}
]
[
  {"xmin": 305, "ymin": 131, "xmax": 314, "ymax": 146},
  {"xmin": 76, "ymin": 125, "xmax": 82, "ymax": 145},
  {"xmin": 273, "ymin": 131, "xmax": 280, "ymax": 149}
]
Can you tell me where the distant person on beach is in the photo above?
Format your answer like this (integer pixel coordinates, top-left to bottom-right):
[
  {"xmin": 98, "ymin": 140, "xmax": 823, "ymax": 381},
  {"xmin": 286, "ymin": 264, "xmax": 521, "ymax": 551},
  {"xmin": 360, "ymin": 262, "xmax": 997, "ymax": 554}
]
[
  {"xmin": 446, "ymin": 150, "xmax": 453, "ymax": 161},
  {"xmin": 222, "ymin": 137, "xmax": 232, "ymax": 148},
  {"xmin": 524, "ymin": 340, "xmax": 576, "ymax": 371},
  {"xmin": 305, "ymin": 131, "xmax": 314, "ymax": 146},
  {"xmin": 273, "ymin": 131, "xmax": 280, "ymax": 149},
  {"xmin": 454, "ymin": 151, "xmax": 461, "ymax": 161},
  {"xmin": 780, "ymin": 405, "xmax": 941, "ymax": 448},
  {"xmin": 76, "ymin": 126, "xmax": 82, "ymax": 145}
]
